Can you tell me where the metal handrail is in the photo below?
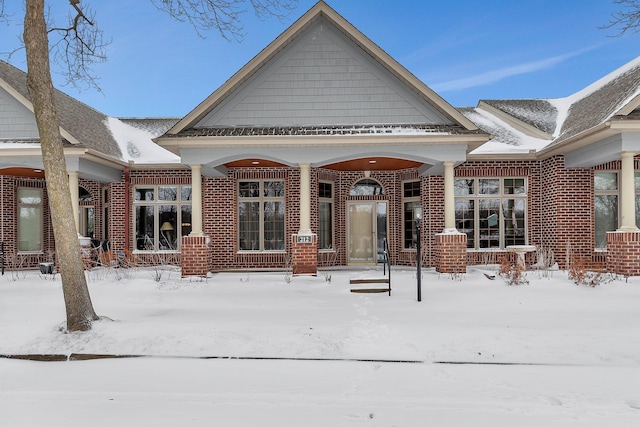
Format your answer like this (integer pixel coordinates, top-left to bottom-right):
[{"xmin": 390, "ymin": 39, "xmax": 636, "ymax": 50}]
[{"xmin": 382, "ymin": 238, "xmax": 391, "ymax": 296}]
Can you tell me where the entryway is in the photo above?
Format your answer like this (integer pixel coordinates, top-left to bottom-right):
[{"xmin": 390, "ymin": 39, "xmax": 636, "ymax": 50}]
[{"xmin": 347, "ymin": 201, "xmax": 388, "ymax": 265}]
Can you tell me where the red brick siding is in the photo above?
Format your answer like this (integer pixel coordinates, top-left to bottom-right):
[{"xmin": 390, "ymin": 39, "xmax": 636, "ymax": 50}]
[
  {"xmin": 291, "ymin": 234, "xmax": 317, "ymax": 275},
  {"xmin": 607, "ymin": 231, "xmax": 640, "ymax": 276}
]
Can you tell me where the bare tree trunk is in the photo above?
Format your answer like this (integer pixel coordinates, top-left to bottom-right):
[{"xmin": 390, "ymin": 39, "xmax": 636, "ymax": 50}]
[{"xmin": 24, "ymin": 0, "xmax": 98, "ymax": 331}]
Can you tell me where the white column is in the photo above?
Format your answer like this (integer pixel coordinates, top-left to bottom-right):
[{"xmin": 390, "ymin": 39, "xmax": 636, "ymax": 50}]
[
  {"xmin": 190, "ymin": 164, "xmax": 204, "ymax": 236},
  {"xmin": 298, "ymin": 163, "xmax": 312, "ymax": 235},
  {"xmin": 443, "ymin": 161, "xmax": 456, "ymax": 231},
  {"xmin": 68, "ymin": 170, "xmax": 80, "ymax": 234},
  {"xmin": 619, "ymin": 151, "xmax": 639, "ymax": 231}
]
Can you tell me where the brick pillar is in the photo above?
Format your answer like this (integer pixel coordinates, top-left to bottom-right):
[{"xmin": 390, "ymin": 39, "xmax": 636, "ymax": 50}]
[
  {"xmin": 291, "ymin": 234, "xmax": 317, "ymax": 275},
  {"xmin": 435, "ymin": 232, "xmax": 467, "ymax": 274},
  {"xmin": 606, "ymin": 231, "xmax": 640, "ymax": 277},
  {"xmin": 181, "ymin": 235, "xmax": 210, "ymax": 277}
]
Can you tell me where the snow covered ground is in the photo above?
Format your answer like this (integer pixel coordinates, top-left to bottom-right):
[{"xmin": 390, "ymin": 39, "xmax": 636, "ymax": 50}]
[{"xmin": 1, "ymin": 265, "xmax": 639, "ymax": 426}]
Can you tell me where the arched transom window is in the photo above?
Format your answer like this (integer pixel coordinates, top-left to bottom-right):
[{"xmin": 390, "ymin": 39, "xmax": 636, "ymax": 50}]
[{"xmin": 349, "ymin": 178, "xmax": 385, "ymax": 196}]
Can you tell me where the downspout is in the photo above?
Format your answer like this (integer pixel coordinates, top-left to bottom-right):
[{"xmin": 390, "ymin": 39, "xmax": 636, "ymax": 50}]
[{"xmin": 124, "ymin": 165, "xmax": 130, "ymax": 251}]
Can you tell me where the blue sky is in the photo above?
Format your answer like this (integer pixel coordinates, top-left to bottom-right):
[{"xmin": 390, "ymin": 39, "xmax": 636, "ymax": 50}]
[{"xmin": 0, "ymin": 1, "xmax": 637, "ymax": 117}]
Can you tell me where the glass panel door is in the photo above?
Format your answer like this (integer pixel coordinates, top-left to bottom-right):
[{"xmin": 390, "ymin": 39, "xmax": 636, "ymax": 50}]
[{"xmin": 347, "ymin": 202, "xmax": 387, "ymax": 264}]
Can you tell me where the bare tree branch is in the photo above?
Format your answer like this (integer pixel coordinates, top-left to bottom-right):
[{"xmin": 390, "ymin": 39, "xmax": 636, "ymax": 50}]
[
  {"xmin": 150, "ymin": 0, "xmax": 297, "ymax": 41},
  {"xmin": 46, "ymin": 0, "xmax": 109, "ymax": 91},
  {"xmin": 601, "ymin": 0, "xmax": 640, "ymax": 37}
]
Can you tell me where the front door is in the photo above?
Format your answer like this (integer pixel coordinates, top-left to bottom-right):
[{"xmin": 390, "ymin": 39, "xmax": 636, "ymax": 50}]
[{"xmin": 347, "ymin": 201, "xmax": 387, "ymax": 265}]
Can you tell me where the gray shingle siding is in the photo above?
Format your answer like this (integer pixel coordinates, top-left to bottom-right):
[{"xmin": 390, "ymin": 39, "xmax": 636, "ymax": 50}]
[
  {"xmin": 0, "ymin": 60, "xmax": 123, "ymax": 159},
  {"xmin": 197, "ymin": 16, "xmax": 452, "ymax": 128},
  {"xmin": 0, "ymin": 86, "xmax": 39, "ymax": 139}
]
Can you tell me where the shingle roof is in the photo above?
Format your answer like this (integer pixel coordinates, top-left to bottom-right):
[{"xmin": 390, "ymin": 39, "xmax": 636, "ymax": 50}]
[
  {"xmin": 552, "ymin": 59, "xmax": 640, "ymax": 145},
  {"xmin": 480, "ymin": 99, "xmax": 558, "ymax": 136},
  {"xmin": 119, "ymin": 118, "xmax": 181, "ymax": 137},
  {"xmin": 0, "ymin": 60, "xmax": 123, "ymax": 159},
  {"xmin": 169, "ymin": 123, "xmax": 479, "ymax": 138},
  {"xmin": 464, "ymin": 57, "xmax": 640, "ymax": 153}
]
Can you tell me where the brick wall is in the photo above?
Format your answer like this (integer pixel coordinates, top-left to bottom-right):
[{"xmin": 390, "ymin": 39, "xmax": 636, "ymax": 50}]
[
  {"xmin": 181, "ymin": 235, "xmax": 210, "ymax": 277},
  {"xmin": 606, "ymin": 231, "xmax": 640, "ymax": 277},
  {"xmin": 434, "ymin": 233, "xmax": 467, "ymax": 273},
  {"xmin": 4, "ymin": 152, "xmax": 640, "ymax": 275},
  {"xmin": 291, "ymin": 234, "xmax": 317, "ymax": 275}
]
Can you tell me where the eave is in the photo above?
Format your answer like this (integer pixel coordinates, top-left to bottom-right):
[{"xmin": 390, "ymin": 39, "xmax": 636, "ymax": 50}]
[{"xmin": 158, "ymin": 133, "xmax": 491, "ymax": 155}]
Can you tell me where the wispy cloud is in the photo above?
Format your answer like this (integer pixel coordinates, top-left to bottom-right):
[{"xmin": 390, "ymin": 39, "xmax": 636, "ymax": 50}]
[{"xmin": 432, "ymin": 46, "xmax": 601, "ymax": 92}]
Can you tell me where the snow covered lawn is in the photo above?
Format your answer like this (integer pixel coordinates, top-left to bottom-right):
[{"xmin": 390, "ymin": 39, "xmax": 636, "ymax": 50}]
[{"xmin": 1, "ymin": 266, "xmax": 639, "ymax": 426}]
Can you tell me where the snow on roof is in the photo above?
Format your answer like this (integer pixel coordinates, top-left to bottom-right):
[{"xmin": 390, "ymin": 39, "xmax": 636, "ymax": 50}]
[
  {"xmin": 548, "ymin": 56, "xmax": 640, "ymax": 140},
  {"xmin": 459, "ymin": 107, "xmax": 550, "ymax": 155},
  {"xmin": 106, "ymin": 117, "xmax": 180, "ymax": 165},
  {"xmin": 465, "ymin": 56, "xmax": 640, "ymax": 154}
]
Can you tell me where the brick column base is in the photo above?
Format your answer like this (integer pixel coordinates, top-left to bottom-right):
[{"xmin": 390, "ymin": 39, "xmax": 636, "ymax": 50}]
[
  {"xmin": 606, "ymin": 231, "xmax": 640, "ymax": 277},
  {"xmin": 435, "ymin": 232, "xmax": 467, "ymax": 274},
  {"xmin": 181, "ymin": 235, "xmax": 210, "ymax": 277},
  {"xmin": 291, "ymin": 234, "xmax": 317, "ymax": 275}
]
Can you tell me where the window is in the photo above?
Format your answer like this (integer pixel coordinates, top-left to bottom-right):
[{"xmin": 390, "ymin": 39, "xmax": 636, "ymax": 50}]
[
  {"xmin": 78, "ymin": 187, "xmax": 94, "ymax": 238},
  {"xmin": 318, "ymin": 182, "xmax": 334, "ymax": 250},
  {"xmin": 593, "ymin": 171, "xmax": 640, "ymax": 249},
  {"xmin": 454, "ymin": 178, "xmax": 527, "ymax": 249},
  {"xmin": 350, "ymin": 178, "xmax": 384, "ymax": 196},
  {"xmin": 102, "ymin": 187, "xmax": 110, "ymax": 241},
  {"xmin": 594, "ymin": 172, "xmax": 618, "ymax": 249},
  {"xmin": 238, "ymin": 181, "xmax": 285, "ymax": 251},
  {"xmin": 18, "ymin": 188, "xmax": 43, "ymax": 252},
  {"xmin": 134, "ymin": 185, "xmax": 192, "ymax": 251},
  {"xmin": 402, "ymin": 181, "xmax": 420, "ymax": 249}
]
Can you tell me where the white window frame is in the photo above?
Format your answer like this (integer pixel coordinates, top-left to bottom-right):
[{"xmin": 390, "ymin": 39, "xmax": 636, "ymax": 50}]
[
  {"xmin": 238, "ymin": 180, "xmax": 286, "ymax": 252},
  {"xmin": 133, "ymin": 185, "xmax": 192, "ymax": 252},
  {"xmin": 593, "ymin": 171, "xmax": 640, "ymax": 250},
  {"xmin": 318, "ymin": 181, "xmax": 334, "ymax": 251},
  {"xmin": 454, "ymin": 177, "xmax": 528, "ymax": 250},
  {"xmin": 402, "ymin": 180, "xmax": 420, "ymax": 250},
  {"xmin": 17, "ymin": 187, "xmax": 43, "ymax": 253}
]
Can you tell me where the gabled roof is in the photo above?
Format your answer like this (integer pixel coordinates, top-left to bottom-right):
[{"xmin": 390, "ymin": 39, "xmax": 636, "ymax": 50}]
[
  {"xmin": 167, "ymin": 1, "xmax": 479, "ymax": 136},
  {"xmin": 464, "ymin": 56, "xmax": 640, "ymax": 157},
  {"xmin": 548, "ymin": 56, "xmax": 640, "ymax": 146},
  {"xmin": 0, "ymin": 60, "xmax": 123, "ymax": 159}
]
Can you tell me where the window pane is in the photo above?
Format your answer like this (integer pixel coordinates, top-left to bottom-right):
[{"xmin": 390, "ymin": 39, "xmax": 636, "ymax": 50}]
[
  {"xmin": 479, "ymin": 179, "xmax": 499, "ymax": 195},
  {"xmin": 135, "ymin": 205, "xmax": 155, "ymax": 250},
  {"xmin": 595, "ymin": 195, "xmax": 618, "ymax": 248},
  {"xmin": 595, "ymin": 172, "xmax": 618, "ymax": 191},
  {"xmin": 403, "ymin": 181, "xmax": 420, "ymax": 198},
  {"xmin": 319, "ymin": 201, "xmax": 333, "ymax": 249},
  {"xmin": 455, "ymin": 199, "xmax": 475, "ymax": 249},
  {"xmin": 350, "ymin": 179, "xmax": 384, "ymax": 196},
  {"xmin": 264, "ymin": 181, "xmax": 285, "ymax": 197},
  {"xmin": 478, "ymin": 199, "xmax": 500, "ymax": 248},
  {"xmin": 454, "ymin": 179, "xmax": 474, "ymax": 196},
  {"xmin": 502, "ymin": 199, "xmax": 526, "ymax": 246},
  {"xmin": 181, "ymin": 205, "xmax": 192, "ymax": 238},
  {"xmin": 181, "ymin": 186, "xmax": 192, "ymax": 201},
  {"xmin": 18, "ymin": 188, "xmax": 42, "ymax": 204},
  {"xmin": 264, "ymin": 201, "xmax": 285, "ymax": 250},
  {"xmin": 18, "ymin": 206, "xmax": 42, "ymax": 251},
  {"xmin": 239, "ymin": 182, "xmax": 259, "ymax": 198},
  {"xmin": 135, "ymin": 187, "xmax": 154, "ymax": 201},
  {"xmin": 319, "ymin": 182, "xmax": 333, "ymax": 199},
  {"xmin": 158, "ymin": 186, "xmax": 177, "ymax": 201},
  {"xmin": 239, "ymin": 202, "xmax": 260, "ymax": 250},
  {"xmin": 403, "ymin": 201, "xmax": 419, "ymax": 249},
  {"xmin": 159, "ymin": 205, "xmax": 177, "ymax": 250},
  {"xmin": 504, "ymin": 178, "xmax": 526, "ymax": 195}
]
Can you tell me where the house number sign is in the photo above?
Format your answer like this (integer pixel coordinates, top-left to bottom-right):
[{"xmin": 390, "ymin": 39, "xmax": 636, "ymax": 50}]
[{"xmin": 297, "ymin": 235, "xmax": 313, "ymax": 243}]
